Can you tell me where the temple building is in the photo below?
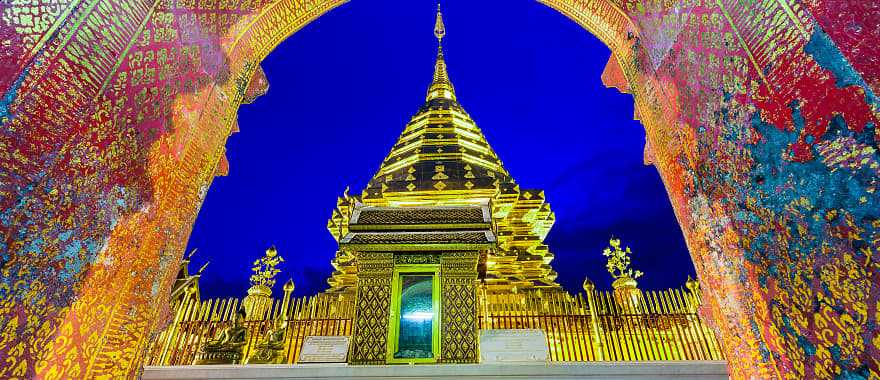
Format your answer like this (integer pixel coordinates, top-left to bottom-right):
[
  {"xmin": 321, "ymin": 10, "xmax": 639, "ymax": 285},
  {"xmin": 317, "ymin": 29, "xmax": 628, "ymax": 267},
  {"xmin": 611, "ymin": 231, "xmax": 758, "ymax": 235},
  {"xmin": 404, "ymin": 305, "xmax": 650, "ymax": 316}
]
[
  {"xmin": 321, "ymin": 6, "xmax": 562, "ymax": 364},
  {"xmin": 324, "ymin": 7, "xmax": 556, "ymax": 297},
  {"xmin": 144, "ymin": 6, "xmax": 724, "ymax": 372}
]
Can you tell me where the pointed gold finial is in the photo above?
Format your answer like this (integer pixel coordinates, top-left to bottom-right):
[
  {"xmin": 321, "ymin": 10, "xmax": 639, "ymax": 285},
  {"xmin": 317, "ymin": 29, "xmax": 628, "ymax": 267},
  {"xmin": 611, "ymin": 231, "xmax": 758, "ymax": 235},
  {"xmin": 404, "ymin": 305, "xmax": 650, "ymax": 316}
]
[
  {"xmin": 427, "ymin": 3, "xmax": 456, "ymax": 101},
  {"xmin": 434, "ymin": 3, "xmax": 446, "ymax": 42},
  {"xmin": 582, "ymin": 277, "xmax": 595, "ymax": 292},
  {"xmin": 685, "ymin": 275, "xmax": 700, "ymax": 295}
]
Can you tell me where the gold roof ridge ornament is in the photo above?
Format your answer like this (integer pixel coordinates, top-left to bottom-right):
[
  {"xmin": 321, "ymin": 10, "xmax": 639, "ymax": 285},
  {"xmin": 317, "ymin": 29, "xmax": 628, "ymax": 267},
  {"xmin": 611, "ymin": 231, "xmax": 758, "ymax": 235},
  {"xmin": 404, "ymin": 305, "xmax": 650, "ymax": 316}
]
[{"xmin": 427, "ymin": 3, "xmax": 456, "ymax": 101}]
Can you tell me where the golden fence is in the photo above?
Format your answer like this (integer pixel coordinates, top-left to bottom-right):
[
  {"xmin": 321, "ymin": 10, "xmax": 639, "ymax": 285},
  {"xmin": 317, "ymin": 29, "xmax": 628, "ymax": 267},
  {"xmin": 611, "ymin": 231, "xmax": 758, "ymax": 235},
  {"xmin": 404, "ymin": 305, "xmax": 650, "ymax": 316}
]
[
  {"xmin": 146, "ymin": 286, "xmax": 723, "ymax": 366},
  {"xmin": 144, "ymin": 293, "xmax": 355, "ymax": 366},
  {"xmin": 478, "ymin": 287, "xmax": 724, "ymax": 362}
]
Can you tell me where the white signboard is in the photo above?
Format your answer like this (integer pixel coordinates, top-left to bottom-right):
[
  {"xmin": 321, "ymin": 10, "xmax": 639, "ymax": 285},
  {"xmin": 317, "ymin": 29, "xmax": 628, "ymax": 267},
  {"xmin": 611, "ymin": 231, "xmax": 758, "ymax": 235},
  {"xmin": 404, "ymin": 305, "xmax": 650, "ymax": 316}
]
[
  {"xmin": 479, "ymin": 329, "xmax": 549, "ymax": 363},
  {"xmin": 298, "ymin": 336, "xmax": 351, "ymax": 363}
]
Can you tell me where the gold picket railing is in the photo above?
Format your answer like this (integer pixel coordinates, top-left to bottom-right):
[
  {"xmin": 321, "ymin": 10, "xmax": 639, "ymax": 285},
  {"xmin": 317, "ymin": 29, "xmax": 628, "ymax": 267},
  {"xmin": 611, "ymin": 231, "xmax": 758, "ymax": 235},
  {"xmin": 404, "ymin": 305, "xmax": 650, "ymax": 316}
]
[
  {"xmin": 144, "ymin": 293, "xmax": 355, "ymax": 366},
  {"xmin": 146, "ymin": 285, "xmax": 723, "ymax": 366},
  {"xmin": 478, "ymin": 287, "xmax": 724, "ymax": 362}
]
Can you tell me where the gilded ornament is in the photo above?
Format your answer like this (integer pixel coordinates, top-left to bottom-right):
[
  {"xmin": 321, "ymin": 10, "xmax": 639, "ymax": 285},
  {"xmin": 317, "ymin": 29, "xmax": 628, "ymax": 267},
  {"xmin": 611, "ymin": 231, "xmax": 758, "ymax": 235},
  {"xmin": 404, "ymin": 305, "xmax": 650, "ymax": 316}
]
[
  {"xmin": 193, "ymin": 308, "xmax": 249, "ymax": 365},
  {"xmin": 246, "ymin": 317, "xmax": 288, "ymax": 364}
]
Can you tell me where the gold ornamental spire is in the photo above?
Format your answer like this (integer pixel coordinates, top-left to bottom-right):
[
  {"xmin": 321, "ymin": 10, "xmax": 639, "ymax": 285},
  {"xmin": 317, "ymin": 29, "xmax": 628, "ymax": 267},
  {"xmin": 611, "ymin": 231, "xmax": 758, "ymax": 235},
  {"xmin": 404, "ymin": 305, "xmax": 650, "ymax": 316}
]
[
  {"xmin": 427, "ymin": 3, "xmax": 456, "ymax": 101},
  {"xmin": 434, "ymin": 3, "xmax": 446, "ymax": 40}
]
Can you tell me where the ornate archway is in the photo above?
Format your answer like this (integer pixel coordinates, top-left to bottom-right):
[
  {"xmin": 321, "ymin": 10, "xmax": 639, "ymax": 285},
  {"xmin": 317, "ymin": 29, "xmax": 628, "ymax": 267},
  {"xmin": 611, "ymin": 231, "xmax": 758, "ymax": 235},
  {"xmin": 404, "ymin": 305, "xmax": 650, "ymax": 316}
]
[{"xmin": 0, "ymin": 0, "xmax": 877, "ymax": 379}]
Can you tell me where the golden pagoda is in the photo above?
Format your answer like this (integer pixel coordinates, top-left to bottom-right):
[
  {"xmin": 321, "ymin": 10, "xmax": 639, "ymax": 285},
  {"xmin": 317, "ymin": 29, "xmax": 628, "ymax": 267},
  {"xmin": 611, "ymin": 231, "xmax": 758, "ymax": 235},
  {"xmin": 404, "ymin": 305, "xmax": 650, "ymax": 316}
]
[
  {"xmin": 144, "ymin": 5, "xmax": 724, "ymax": 369},
  {"xmin": 318, "ymin": 7, "xmax": 569, "ymax": 363},
  {"xmin": 326, "ymin": 5, "xmax": 557, "ymax": 296}
]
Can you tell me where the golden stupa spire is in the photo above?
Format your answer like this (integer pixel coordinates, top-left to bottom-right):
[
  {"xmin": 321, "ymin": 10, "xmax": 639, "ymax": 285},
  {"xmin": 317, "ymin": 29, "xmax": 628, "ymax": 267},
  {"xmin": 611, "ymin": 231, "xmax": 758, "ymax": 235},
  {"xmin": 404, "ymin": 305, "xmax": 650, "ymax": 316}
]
[
  {"xmin": 434, "ymin": 3, "xmax": 446, "ymax": 41},
  {"xmin": 427, "ymin": 3, "xmax": 456, "ymax": 101}
]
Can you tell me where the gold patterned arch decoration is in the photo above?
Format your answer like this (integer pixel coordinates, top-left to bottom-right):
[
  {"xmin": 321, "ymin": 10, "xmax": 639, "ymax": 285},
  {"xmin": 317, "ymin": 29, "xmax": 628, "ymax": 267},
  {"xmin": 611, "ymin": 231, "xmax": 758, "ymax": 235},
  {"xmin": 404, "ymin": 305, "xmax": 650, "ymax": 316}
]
[{"xmin": 12, "ymin": 0, "xmax": 863, "ymax": 378}]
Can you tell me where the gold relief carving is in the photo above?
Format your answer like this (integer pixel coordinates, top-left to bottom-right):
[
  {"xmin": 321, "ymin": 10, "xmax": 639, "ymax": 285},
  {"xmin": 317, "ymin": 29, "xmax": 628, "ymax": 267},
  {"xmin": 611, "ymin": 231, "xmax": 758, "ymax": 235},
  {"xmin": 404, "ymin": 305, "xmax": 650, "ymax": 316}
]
[
  {"xmin": 356, "ymin": 252, "xmax": 394, "ymax": 277},
  {"xmin": 440, "ymin": 252, "xmax": 479, "ymax": 363},
  {"xmin": 394, "ymin": 253, "xmax": 441, "ymax": 265},
  {"xmin": 357, "ymin": 208, "xmax": 484, "ymax": 225},
  {"xmin": 351, "ymin": 276, "xmax": 392, "ymax": 364},
  {"xmin": 351, "ymin": 251, "xmax": 394, "ymax": 364},
  {"xmin": 440, "ymin": 278, "xmax": 478, "ymax": 363},
  {"xmin": 440, "ymin": 252, "xmax": 480, "ymax": 277},
  {"xmin": 348, "ymin": 231, "xmax": 490, "ymax": 244},
  {"xmin": 246, "ymin": 317, "xmax": 288, "ymax": 364},
  {"xmin": 441, "ymin": 251, "xmax": 480, "ymax": 258},
  {"xmin": 13, "ymin": 0, "xmax": 348, "ymax": 377},
  {"xmin": 193, "ymin": 308, "xmax": 249, "ymax": 365}
]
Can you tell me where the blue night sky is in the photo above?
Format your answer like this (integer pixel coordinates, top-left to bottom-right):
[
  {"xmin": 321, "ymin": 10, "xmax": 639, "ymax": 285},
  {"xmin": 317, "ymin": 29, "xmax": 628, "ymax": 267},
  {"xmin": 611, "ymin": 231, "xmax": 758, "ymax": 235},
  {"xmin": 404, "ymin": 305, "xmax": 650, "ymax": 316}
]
[{"xmin": 186, "ymin": 0, "xmax": 696, "ymax": 298}]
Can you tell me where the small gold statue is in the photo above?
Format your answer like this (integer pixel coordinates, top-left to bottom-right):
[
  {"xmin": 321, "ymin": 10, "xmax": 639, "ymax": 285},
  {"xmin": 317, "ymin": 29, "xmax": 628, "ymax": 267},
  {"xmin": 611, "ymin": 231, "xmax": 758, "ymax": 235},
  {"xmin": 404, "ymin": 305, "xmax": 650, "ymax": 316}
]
[
  {"xmin": 246, "ymin": 317, "xmax": 288, "ymax": 364},
  {"xmin": 193, "ymin": 308, "xmax": 248, "ymax": 365}
]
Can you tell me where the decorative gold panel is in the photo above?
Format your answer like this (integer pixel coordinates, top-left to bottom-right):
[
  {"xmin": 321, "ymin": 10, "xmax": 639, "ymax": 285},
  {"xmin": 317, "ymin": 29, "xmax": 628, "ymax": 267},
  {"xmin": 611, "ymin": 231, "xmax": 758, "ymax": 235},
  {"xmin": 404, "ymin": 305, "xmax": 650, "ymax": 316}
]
[
  {"xmin": 350, "ymin": 252, "xmax": 394, "ymax": 364},
  {"xmin": 440, "ymin": 252, "xmax": 480, "ymax": 363}
]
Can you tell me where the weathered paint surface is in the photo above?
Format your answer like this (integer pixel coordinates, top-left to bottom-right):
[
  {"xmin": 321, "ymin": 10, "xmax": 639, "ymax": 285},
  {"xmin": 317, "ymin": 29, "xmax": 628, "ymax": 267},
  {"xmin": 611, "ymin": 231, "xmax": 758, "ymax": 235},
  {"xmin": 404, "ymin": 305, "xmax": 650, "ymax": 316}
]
[{"xmin": 0, "ymin": 0, "xmax": 877, "ymax": 379}]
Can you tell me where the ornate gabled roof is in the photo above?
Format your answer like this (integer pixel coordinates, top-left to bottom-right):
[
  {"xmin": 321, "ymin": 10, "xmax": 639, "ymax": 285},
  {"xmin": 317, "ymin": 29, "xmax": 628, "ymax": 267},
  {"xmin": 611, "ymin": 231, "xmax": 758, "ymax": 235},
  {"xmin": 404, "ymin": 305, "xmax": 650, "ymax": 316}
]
[
  {"xmin": 362, "ymin": 5, "xmax": 513, "ymax": 200},
  {"xmin": 342, "ymin": 203, "xmax": 496, "ymax": 251},
  {"xmin": 342, "ymin": 231, "xmax": 495, "ymax": 245},
  {"xmin": 350, "ymin": 204, "xmax": 490, "ymax": 229},
  {"xmin": 340, "ymin": 230, "xmax": 496, "ymax": 252}
]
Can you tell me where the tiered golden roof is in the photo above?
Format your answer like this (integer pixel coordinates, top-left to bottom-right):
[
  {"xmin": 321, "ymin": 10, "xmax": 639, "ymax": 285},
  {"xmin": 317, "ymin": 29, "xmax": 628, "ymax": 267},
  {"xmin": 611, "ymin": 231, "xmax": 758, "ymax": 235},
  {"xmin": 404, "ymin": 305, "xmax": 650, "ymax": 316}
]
[{"xmin": 326, "ymin": 6, "xmax": 557, "ymax": 292}]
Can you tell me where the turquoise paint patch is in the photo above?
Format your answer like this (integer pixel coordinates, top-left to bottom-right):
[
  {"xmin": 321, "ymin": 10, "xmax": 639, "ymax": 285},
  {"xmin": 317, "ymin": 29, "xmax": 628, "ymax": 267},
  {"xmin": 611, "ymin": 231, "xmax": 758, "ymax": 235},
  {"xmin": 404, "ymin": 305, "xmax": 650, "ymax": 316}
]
[
  {"xmin": 734, "ymin": 210, "xmax": 760, "ymax": 223},
  {"xmin": 828, "ymin": 344, "xmax": 869, "ymax": 379},
  {"xmin": 0, "ymin": 67, "xmax": 28, "ymax": 125},
  {"xmin": 0, "ymin": 241, "xmax": 7, "ymax": 265},
  {"xmin": 836, "ymin": 366, "xmax": 870, "ymax": 380},
  {"xmin": 796, "ymin": 335, "xmax": 816, "ymax": 356},
  {"xmin": 58, "ymin": 238, "xmax": 101, "ymax": 282},
  {"xmin": 62, "ymin": 241, "xmax": 82, "ymax": 257},
  {"xmin": 56, "ymin": 235, "xmax": 101, "ymax": 280},
  {"xmin": 748, "ymin": 107, "xmax": 877, "ymax": 222},
  {"xmin": 743, "ymin": 107, "xmax": 879, "ymax": 316},
  {"xmin": 743, "ymin": 106, "xmax": 879, "ymax": 376},
  {"xmin": 23, "ymin": 237, "xmax": 45, "ymax": 254}
]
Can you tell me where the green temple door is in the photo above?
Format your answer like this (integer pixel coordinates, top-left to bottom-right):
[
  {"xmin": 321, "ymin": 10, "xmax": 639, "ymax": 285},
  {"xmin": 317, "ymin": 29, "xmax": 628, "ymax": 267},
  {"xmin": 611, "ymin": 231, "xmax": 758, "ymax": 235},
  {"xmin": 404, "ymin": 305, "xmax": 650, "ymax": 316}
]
[
  {"xmin": 386, "ymin": 265, "xmax": 441, "ymax": 363},
  {"xmin": 347, "ymin": 251, "xmax": 481, "ymax": 365}
]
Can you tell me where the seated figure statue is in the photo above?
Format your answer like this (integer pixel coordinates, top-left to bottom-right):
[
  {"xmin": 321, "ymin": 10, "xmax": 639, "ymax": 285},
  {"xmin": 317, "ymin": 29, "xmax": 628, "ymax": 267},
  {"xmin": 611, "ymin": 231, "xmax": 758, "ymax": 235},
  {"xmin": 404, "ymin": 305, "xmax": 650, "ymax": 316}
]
[
  {"xmin": 246, "ymin": 317, "xmax": 288, "ymax": 364},
  {"xmin": 194, "ymin": 308, "xmax": 248, "ymax": 365}
]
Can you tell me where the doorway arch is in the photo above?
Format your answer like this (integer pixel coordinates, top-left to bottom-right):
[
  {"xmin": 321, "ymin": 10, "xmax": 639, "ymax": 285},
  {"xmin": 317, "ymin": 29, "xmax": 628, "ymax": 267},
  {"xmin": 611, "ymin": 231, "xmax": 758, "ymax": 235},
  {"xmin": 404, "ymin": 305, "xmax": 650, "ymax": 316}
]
[{"xmin": 0, "ymin": 1, "xmax": 877, "ymax": 379}]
